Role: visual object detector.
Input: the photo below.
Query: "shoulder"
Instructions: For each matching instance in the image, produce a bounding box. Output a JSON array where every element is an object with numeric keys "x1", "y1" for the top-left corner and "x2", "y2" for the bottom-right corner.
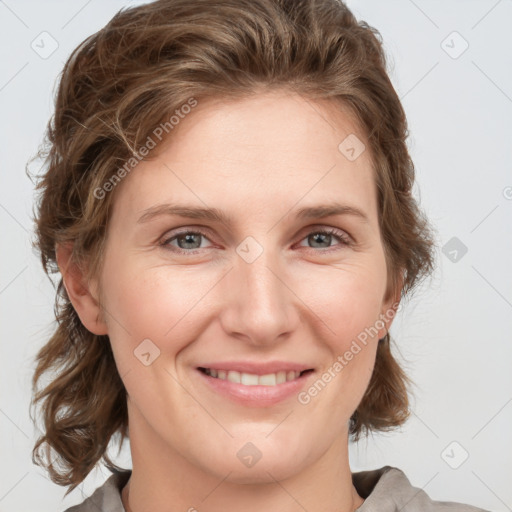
[
  {"x1": 61, "y1": 469, "x2": 131, "y2": 512},
  {"x1": 353, "y1": 466, "x2": 491, "y2": 512},
  {"x1": 61, "y1": 465, "x2": 490, "y2": 511}
]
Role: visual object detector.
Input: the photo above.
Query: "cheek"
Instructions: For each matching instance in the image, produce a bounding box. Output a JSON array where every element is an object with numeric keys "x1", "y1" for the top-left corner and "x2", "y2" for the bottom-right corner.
[
  {"x1": 100, "y1": 243, "x2": 387, "y2": 380},
  {"x1": 99, "y1": 258, "x2": 216, "y2": 367},
  {"x1": 292, "y1": 256, "x2": 385, "y2": 403},
  {"x1": 296, "y1": 256, "x2": 387, "y2": 346}
]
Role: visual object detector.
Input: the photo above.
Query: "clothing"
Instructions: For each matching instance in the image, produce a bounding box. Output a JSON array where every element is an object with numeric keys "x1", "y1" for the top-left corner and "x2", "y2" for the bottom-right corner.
[{"x1": 62, "y1": 466, "x2": 490, "y2": 512}]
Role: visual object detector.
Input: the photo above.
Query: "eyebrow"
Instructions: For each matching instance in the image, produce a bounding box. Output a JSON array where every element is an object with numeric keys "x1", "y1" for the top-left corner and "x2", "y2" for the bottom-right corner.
[{"x1": 137, "y1": 202, "x2": 369, "y2": 225}]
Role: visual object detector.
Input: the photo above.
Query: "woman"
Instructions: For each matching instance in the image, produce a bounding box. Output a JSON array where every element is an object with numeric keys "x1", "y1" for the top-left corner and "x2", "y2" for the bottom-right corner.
[{"x1": 30, "y1": 0, "x2": 489, "y2": 510}]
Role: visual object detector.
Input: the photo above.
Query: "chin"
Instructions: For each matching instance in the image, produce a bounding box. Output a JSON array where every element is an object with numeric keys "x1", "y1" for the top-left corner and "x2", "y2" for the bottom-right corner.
[
  {"x1": 192, "y1": 432, "x2": 315, "y2": 485},
  {"x1": 211, "y1": 455, "x2": 308, "y2": 485}
]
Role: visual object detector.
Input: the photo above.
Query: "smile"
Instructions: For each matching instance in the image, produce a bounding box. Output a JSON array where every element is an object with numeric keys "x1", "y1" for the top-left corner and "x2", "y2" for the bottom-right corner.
[{"x1": 198, "y1": 367, "x2": 313, "y2": 386}]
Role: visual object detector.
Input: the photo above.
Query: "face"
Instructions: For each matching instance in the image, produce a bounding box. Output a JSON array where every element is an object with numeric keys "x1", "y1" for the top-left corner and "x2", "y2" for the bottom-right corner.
[{"x1": 91, "y1": 91, "x2": 398, "y2": 483}]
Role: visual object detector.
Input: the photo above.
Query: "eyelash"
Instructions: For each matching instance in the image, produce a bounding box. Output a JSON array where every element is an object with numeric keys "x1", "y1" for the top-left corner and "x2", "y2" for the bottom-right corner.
[{"x1": 159, "y1": 227, "x2": 352, "y2": 255}]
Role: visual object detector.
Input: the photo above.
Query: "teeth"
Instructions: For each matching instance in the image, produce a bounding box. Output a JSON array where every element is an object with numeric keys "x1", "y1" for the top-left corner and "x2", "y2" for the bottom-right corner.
[
  {"x1": 241, "y1": 372, "x2": 259, "y2": 385},
  {"x1": 259, "y1": 373, "x2": 276, "y2": 386},
  {"x1": 204, "y1": 368, "x2": 303, "y2": 386},
  {"x1": 227, "y1": 370, "x2": 240, "y2": 383},
  {"x1": 276, "y1": 371, "x2": 287, "y2": 384}
]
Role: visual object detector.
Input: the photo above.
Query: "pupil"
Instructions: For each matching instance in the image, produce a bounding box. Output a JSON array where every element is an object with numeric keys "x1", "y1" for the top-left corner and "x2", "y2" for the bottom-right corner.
[
  {"x1": 178, "y1": 234, "x2": 201, "y2": 249},
  {"x1": 310, "y1": 233, "x2": 330, "y2": 248}
]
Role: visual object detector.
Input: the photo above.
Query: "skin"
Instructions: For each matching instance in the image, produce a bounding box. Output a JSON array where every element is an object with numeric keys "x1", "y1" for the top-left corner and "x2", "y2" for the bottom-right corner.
[{"x1": 58, "y1": 91, "x2": 401, "y2": 512}]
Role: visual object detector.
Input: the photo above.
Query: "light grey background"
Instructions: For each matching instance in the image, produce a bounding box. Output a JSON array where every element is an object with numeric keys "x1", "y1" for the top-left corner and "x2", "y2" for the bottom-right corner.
[{"x1": 1, "y1": 0, "x2": 511, "y2": 511}]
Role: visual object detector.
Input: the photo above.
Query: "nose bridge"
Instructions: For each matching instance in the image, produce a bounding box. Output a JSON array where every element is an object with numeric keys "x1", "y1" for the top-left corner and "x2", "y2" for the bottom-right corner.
[
  {"x1": 221, "y1": 237, "x2": 297, "y2": 344},
  {"x1": 242, "y1": 249, "x2": 282, "y2": 310}
]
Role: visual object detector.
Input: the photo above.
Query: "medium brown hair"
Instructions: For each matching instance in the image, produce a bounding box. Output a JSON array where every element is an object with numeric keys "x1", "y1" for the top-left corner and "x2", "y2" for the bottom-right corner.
[{"x1": 30, "y1": 0, "x2": 435, "y2": 493}]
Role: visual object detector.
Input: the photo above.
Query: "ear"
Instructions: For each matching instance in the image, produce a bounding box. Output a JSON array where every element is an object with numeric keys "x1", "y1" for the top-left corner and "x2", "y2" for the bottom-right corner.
[
  {"x1": 56, "y1": 242, "x2": 108, "y2": 336},
  {"x1": 377, "y1": 269, "x2": 404, "y2": 339}
]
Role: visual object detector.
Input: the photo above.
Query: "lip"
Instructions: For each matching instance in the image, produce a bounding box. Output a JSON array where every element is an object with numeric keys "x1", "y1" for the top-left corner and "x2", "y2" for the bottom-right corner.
[{"x1": 195, "y1": 362, "x2": 315, "y2": 407}]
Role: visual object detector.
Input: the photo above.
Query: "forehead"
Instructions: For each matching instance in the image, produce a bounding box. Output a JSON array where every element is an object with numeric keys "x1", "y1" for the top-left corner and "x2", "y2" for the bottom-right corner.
[
  {"x1": 110, "y1": 91, "x2": 377, "y2": 225},
  {"x1": 156, "y1": 91, "x2": 369, "y2": 167}
]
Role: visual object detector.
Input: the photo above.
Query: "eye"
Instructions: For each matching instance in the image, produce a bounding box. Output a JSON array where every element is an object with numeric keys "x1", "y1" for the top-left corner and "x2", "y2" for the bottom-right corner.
[
  {"x1": 298, "y1": 228, "x2": 352, "y2": 251},
  {"x1": 159, "y1": 226, "x2": 352, "y2": 255},
  {"x1": 160, "y1": 229, "x2": 213, "y2": 253}
]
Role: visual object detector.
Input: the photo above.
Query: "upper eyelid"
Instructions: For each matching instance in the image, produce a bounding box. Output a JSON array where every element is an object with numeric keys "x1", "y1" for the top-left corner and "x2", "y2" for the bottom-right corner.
[{"x1": 161, "y1": 224, "x2": 349, "y2": 238}]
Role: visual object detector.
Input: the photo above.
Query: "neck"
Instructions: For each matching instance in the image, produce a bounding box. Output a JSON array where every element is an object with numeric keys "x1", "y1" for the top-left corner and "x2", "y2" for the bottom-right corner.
[{"x1": 121, "y1": 402, "x2": 364, "y2": 512}]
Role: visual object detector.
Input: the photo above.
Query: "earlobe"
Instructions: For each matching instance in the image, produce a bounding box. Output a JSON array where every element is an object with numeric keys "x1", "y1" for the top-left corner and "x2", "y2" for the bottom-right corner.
[
  {"x1": 378, "y1": 297, "x2": 400, "y2": 339},
  {"x1": 56, "y1": 242, "x2": 108, "y2": 336},
  {"x1": 378, "y1": 271, "x2": 404, "y2": 339}
]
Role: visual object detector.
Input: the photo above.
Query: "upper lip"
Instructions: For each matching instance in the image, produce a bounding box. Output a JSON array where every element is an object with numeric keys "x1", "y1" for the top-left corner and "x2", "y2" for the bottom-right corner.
[{"x1": 197, "y1": 361, "x2": 314, "y2": 375}]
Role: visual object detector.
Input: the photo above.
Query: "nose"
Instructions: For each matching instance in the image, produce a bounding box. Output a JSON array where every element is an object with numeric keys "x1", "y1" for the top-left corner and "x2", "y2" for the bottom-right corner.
[{"x1": 218, "y1": 241, "x2": 300, "y2": 347}]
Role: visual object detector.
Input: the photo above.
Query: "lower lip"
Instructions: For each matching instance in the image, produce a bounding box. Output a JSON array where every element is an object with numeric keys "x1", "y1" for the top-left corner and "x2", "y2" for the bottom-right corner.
[{"x1": 196, "y1": 369, "x2": 314, "y2": 407}]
